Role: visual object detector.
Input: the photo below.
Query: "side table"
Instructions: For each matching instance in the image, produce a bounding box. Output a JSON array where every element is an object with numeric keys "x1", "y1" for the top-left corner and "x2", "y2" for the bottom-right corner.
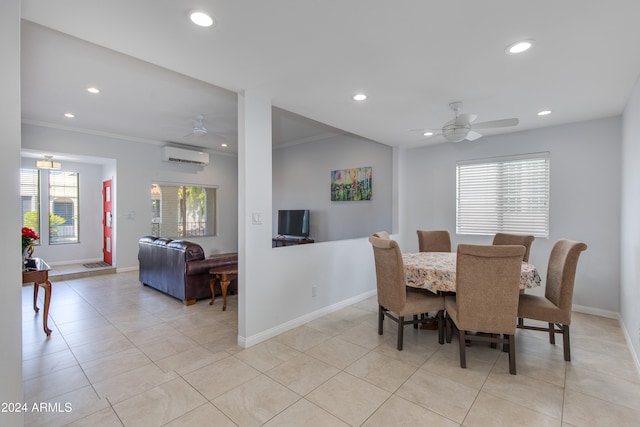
[
  {"x1": 22, "y1": 258, "x2": 52, "y2": 336},
  {"x1": 208, "y1": 265, "x2": 238, "y2": 311}
]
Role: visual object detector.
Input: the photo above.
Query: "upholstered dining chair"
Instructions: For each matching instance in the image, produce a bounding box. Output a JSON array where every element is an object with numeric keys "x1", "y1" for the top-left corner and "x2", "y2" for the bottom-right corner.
[
  {"x1": 492, "y1": 233, "x2": 535, "y2": 262},
  {"x1": 517, "y1": 239, "x2": 587, "y2": 361},
  {"x1": 369, "y1": 235, "x2": 445, "y2": 350},
  {"x1": 445, "y1": 244, "x2": 525, "y2": 374},
  {"x1": 416, "y1": 230, "x2": 451, "y2": 252},
  {"x1": 372, "y1": 230, "x2": 390, "y2": 239}
]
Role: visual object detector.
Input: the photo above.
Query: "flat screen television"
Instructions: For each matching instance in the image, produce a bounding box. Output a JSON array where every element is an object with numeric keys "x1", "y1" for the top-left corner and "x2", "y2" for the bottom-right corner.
[{"x1": 277, "y1": 209, "x2": 310, "y2": 238}]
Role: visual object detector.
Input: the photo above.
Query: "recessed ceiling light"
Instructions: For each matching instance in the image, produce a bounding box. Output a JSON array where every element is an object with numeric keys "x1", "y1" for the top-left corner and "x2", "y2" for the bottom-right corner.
[
  {"x1": 506, "y1": 39, "x2": 534, "y2": 55},
  {"x1": 423, "y1": 131, "x2": 434, "y2": 136},
  {"x1": 87, "y1": 87, "x2": 100, "y2": 94},
  {"x1": 64, "y1": 113, "x2": 75, "y2": 118},
  {"x1": 221, "y1": 143, "x2": 228, "y2": 147},
  {"x1": 537, "y1": 110, "x2": 552, "y2": 116},
  {"x1": 353, "y1": 94, "x2": 367, "y2": 101},
  {"x1": 190, "y1": 11, "x2": 214, "y2": 27}
]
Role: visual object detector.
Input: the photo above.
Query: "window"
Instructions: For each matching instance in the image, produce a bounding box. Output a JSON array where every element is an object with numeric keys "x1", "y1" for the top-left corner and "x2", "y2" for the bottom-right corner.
[
  {"x1": 20, "y1": 169, "x2": 40, "y2": 238},
  {"x1": 151, "y1": 183, "x2": 217, "y2": 238},
  {"x1": 456, "y1": 153, "x2": 550, "y2": 238},
  {"x1": 49, "y1": 171, "x2": 79, "y2": 244}
]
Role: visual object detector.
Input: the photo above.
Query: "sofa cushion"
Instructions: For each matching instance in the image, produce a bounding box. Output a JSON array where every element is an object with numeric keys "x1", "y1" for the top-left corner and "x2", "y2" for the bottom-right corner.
[{"x1": 167, "y1": 240, "x2": 205, "y2": 261}]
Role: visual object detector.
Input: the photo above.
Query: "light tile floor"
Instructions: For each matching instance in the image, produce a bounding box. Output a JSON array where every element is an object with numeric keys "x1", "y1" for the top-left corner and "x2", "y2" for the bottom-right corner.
[{"x1": 21, "y1": 270, "x2": 640, "y2": 426}]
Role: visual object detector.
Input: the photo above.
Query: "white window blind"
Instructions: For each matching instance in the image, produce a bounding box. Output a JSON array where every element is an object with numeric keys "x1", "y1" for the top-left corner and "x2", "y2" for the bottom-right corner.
[
  {"x1": 20, "y1": 168, "x2": 40, "y2": 237},
  {"x1": 49, "y1": 171, "x2": 79, "y2": 244},
  {"x1": 456, "y1": 153, "x2": 550, "y2": 238}
]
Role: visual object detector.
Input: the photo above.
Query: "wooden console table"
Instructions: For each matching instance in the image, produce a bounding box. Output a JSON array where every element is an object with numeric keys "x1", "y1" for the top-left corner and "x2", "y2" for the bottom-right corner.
[
  {"x1": 22, "y1": 258, "x2": 52, "y2": 336},
  {"x1": 209, "y1": 265, "x2": 238, "y2": 311}
]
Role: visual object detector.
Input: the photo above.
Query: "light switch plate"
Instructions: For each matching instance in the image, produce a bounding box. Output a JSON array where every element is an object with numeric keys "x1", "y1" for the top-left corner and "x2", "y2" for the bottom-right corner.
[{"x1": 251, "y1": 212, "x2": 262, "y2": 225}]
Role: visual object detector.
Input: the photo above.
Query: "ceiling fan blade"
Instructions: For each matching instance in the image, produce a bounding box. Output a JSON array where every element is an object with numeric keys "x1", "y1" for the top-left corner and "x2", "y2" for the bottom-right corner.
[
  {"x1": 472, "y1": 118, "x2": 519, "y2": 129},
  {"x1": 457, "y1": 113, "x2": 477, "y2": 126},
  {"x1": 465, "y1": 131, "x2": 483, "y2": 141}
]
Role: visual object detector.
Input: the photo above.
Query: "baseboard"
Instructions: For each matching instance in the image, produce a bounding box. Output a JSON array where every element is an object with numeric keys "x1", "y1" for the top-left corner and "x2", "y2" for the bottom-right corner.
[
  {"x1": 572, "y1": 304, "x2": 619, "y2": 319},
  {"x1": 238, "y1": 289, "x2": 377, "y2": 348},
  {"x1": 48, "y1": 258, "x2": 103, "y2": 267},
  {"x1": 116, "y1": 266, "x2": 138, "y2": 273},
  {"x1": 619, "y1": 319, "x2": 640, "y2": 374},
  {"x1": 573, "y1": 304, "x2": 640, "y2": 374}
]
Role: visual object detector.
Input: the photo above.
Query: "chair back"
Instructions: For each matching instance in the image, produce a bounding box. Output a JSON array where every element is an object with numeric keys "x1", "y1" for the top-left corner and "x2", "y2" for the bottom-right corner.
[
  {"x1": 372, "y1": 231, "x2": 390, "y2": 239},
  {"x1": 369, "y1": 235, "x2": 407, "y2": 313},
  {"x1": 492, "y1": 233, "x2": 535, "y2": 262},
  {"x1": 544, "y1": 239, "x2": 588, "y2": 317},
  {"x1": 455, "y1": 244, "x2": 525, "y2": 334},
  {"x1": 417, "y1": 230, "x2": 451, "y2": 252}
]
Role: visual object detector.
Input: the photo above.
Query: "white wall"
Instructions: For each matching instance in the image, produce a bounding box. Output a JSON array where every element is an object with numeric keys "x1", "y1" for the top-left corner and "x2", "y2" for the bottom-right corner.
[
  {"x1": 621, "y1": 76, "x2": 640, "y2": 366},
  {"x1": 239, "y1": 93, "x2": 378, "y2": 344},
  {"x1": 272, "y1": 135, "x2": 393, "y2": 242},
  {"x1": 21, "y1": 124, "x2": 238, "y2": 269},
  {"x1": 399, "y1": 117, "x2": 622, "y2": 314},
  {"x1": 0, "y1": 1, "x2": 23, "y2": 425}
]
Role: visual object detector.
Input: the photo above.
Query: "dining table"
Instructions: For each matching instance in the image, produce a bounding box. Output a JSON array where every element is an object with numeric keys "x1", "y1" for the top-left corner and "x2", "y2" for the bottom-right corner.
[{"x1": 402, "y1": 251, "x2": 542, "y2": 294}]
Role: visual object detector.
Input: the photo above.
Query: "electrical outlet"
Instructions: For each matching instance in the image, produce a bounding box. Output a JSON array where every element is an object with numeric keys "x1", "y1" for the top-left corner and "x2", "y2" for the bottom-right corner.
[{"x1": 311, "y1": 286, "x2": 317, "y2": 297}]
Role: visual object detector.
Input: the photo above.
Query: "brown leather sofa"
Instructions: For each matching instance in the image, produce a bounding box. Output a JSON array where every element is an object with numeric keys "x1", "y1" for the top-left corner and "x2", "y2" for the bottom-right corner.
[{"x1": 138, "y1": 236, "x2": 238, "y2": 305}]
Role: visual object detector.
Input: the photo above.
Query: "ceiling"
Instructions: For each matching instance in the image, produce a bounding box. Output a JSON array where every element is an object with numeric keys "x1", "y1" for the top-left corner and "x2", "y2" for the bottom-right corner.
[{"x1": 20, "y1": 0, "x2": 640, "y2": 157}]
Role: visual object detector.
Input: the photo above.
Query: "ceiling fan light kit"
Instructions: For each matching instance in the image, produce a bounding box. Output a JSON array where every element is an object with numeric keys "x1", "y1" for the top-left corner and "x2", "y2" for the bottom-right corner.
[
  {"x1": 418, "y1": 101, "x2": 519, "y2": 143},
  {"x1": 443, "y1": 123, "x2": 470, "y2": 142},
  {"x1": 185, "y1": 114, "x2": 208, "y2": 137}
]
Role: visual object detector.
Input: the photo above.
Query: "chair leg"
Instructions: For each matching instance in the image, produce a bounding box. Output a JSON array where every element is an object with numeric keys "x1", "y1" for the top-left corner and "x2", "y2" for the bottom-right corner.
[
  {"x1": 562, "y1": 324, "x2": 571, "y2": 361},
  {"x1": 518, "y1": 317, "x2": 524, "y2": 326},
  {"x1": 413, "y1": 314, "x2": 419, "y2": 329},
  {"x1": 490, "y1": 334, "x2": 497, "y2": 349},
  {"x1": 502, "y1": 333, "x2": 510, "y2": 352},
  {"x1": 458, "y1": 329, "x2": 467, "y2": 368},
  {"x1": 548, "y1": 323, "x2": 555, "y2": 344},
  {"x1": 397, "y1": 316, "x2": 404, "y2": 351},
  {"x1": 508, "y1": 334, "x2": 516, "y2": 375},
  {"x1": 437, "y1": 310, "x2": 444, "y2": 344},
  {"x1": 445, "y1": 314, "x2": 453, "y2": 343},
  {"x1": 378, "y1": 306, "x2": 384, "y2": 335}
]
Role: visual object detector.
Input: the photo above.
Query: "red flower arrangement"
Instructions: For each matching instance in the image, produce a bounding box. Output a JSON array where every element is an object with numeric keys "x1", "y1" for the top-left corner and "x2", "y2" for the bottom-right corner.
[{"x1": 22, "y1": 227, "x2": 39, "y2": 255}]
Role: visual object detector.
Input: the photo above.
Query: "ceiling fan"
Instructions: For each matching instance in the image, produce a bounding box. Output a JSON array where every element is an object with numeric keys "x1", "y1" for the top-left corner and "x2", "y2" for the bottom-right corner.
[
  {"x1": 419, "y1": 101, "x2": 519, "y2": 143},
  {"x1": 184, "y1": 114, "x2": 208, "y2": 137}
]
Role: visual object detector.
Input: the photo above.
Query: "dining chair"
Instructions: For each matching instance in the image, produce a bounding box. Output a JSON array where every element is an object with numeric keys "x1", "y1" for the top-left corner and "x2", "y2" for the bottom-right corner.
[
  {"x1": 369, "y1": 235, "x2": 445, "y2": 350},
  {"x1": 445, "y1": 244, "x2": 525, "y2": 374},
  {"x1": 492, "y1": 233, "x2": 535, "y2": 262},
  {"x1": 372, "y1": 230, "x2": 390, "y2": 239},
  {"x1": 517, "y1": 239, "x2": 587, "y2": 361},
  {"x1": 416, "y1": 230, "x2": 451, "y2": 252}
]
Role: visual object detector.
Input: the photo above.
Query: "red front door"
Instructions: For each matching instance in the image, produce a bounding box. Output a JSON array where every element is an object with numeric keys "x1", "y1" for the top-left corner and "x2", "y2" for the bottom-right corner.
[{"x1": 102, "y1": 179, "x2": 113, "y2": 265}]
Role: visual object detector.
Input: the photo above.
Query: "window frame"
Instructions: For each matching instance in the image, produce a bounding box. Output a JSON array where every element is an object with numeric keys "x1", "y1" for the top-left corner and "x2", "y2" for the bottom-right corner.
[
  {"x1": 456, "y1": 152, "x2": 550, "y2": 238},
  {"x1": 48, "y1": 170, "x2": 80, "y2": 245},
  {"x1": 20, "y1": 168, "x2": 41, "y2": 240},
  {"x1": 151, "y1": 182, "x2": 218, "y2": 238}
]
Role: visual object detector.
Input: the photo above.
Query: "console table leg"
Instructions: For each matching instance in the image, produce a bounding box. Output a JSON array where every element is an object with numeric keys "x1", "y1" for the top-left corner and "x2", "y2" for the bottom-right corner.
[
  {"x1": 41, "y1": 280, "x2": 52, "y2": 336},
  {"x1": 220, "y1": 275, "x2": 230, "y2": 311},
  {"x1": 209, "y1": 276, "x2": 216, "y2": 306},
  {"x1": 33, "y1": 282, "x2": 40, "y2": 313}
]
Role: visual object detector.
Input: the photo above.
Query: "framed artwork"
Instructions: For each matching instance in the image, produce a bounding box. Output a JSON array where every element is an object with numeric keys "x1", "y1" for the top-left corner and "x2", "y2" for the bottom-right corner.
[{"x1": 331, "y1": 166, "x2": 372, "y2": 201}]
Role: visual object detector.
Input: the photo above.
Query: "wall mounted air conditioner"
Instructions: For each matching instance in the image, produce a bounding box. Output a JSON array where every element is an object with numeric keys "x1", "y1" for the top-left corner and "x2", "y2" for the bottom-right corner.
[{"x1": 162, "y1": 146, "x2": 210, "y2": 166}]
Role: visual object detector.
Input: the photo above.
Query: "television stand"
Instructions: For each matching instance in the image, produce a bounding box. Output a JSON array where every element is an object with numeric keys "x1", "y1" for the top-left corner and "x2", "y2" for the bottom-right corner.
[{"x1": 272, "y1": 237, "x2": 315, "y2": 247}]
